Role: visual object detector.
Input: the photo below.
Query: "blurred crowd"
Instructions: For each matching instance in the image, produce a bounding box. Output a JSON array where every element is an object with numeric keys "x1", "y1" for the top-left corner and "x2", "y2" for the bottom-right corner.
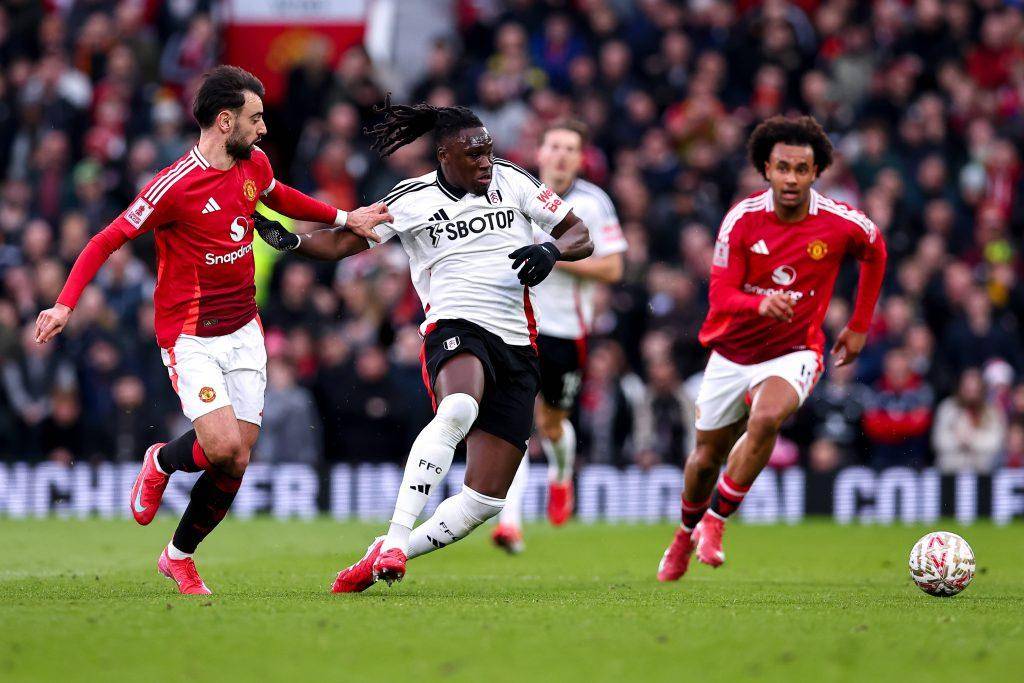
[{"x1": 2, "y1": 0, "x2": 1024, "y2": 476}]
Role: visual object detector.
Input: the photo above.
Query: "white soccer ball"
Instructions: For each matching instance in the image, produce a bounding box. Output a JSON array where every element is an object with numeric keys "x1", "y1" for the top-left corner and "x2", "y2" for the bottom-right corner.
[{"x1": 908, "y1": 531, "x2": 975, "y2": 597}]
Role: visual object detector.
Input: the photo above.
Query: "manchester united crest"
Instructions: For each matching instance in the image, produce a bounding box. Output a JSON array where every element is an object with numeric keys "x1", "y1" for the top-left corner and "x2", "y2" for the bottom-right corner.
[
  {"x1": 807, "y1": 239, "x2": 828, "y2": 260},
  {"x1": 199, "y1": 387, "x2": 217, "y2": 403},
  {"x1": 243, "y1": 179, "x2": 257, "y2": 202}
]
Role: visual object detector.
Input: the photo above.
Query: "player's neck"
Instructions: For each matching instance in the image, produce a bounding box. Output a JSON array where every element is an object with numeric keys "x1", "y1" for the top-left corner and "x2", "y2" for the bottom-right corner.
[
  {"x1": 196, "y1": 135, "x2": 237, "y2": 171},
  {"x1": 773, "y1": 199, "x2": 810, "y2": 223}
]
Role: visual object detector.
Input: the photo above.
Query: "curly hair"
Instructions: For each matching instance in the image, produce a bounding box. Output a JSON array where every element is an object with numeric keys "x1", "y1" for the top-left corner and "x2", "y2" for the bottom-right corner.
[
  {"x1": 364, "y1": 94, "x2": 483, "y2": 158},
  {"x1": 747, "y1": 115, "x2": 834, "y2": 179}
]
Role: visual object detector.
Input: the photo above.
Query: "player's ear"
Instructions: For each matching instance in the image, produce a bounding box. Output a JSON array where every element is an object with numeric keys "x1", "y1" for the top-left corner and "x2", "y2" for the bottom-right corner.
[{"x1": 437, "y1": 144, "x2": 447, "y2": 164}]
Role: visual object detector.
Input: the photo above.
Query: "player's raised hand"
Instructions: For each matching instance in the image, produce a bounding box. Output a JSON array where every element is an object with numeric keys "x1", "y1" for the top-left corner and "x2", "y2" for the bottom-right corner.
[
  {"x1": 831, "y1": 327, "x2": 867, "y2": 367},
  {"x1": 345, "y1": 203, "x2": 393, "y2": 243},
  {"x1": 757, "y1": 293, "x2": 795, "y2": 322},
  {"x1": 509, "y1": 243, "x2": 561, "y2": 286},
  {"x1": 34, "y1": 304, "x2": 71, "y2": 344}
]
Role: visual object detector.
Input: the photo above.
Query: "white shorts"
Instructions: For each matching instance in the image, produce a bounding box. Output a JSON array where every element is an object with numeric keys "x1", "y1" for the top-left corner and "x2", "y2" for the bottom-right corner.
[
  {"x1": 160, "y1": 317, "x2": 267, "y2": 426},
  {"x1": 694, "y1": 350, "x2": 822, "y2": 431}
]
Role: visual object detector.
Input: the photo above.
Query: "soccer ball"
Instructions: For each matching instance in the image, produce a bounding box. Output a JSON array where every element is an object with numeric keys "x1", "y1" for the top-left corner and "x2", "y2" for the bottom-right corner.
[{"x1": 908, "y1": 531, "x2": 975, "y2": 597}]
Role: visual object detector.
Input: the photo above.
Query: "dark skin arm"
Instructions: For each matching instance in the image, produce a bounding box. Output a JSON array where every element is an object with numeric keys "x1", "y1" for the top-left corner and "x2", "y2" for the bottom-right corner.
[
  {"x1": 549, "y1": 211, "x2": 593, "y2": 261},
  {"x1": 293, "y1": 227, "x2": 372, "y2": 260}
]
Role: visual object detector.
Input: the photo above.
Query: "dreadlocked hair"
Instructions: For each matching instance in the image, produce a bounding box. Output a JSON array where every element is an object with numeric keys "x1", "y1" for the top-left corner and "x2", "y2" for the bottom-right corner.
[{"x1": 364, "y1": 95, "x2": 484, "y2": 157}]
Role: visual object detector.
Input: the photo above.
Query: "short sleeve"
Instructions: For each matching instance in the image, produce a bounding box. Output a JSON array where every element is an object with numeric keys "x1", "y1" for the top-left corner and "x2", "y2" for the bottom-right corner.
[
  {"x1": 366, "y1": 186, "x2": 416, "y2": 248},
  {"x1": 253, "y1": 146, "x2": 277, "y2": 196},
  {"x1": 497, "y1": 160, "x2": 571, "y2": 233},
  {"x1": 588, "y1": 194, "x2": 626, "y2": 257}
]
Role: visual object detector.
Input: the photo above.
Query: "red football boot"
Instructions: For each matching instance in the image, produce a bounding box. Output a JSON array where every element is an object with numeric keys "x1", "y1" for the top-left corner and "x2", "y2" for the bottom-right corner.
[
  {"x1": 373, "y1": 547, "x2": 408, "y2": 586},
  {"x1": 693, "y1": 515, "x2": 726, "y2": 567},
  {"x1": 547, "y1": 481, "x2": 574, "y2": 526},
  {"x1": 157, "y1": 548, "x2": 212, "y2": 595},
  {"x1": 656, "y1": 526, "x2": 696, "y2": 582},
  {"x1": 491, "y1": 523, "x2": 525, "y2": 555},
  {"x1": 130, "y1": 443, "x2": 169, "y2": 525},
  {"x1": 332, "y1": 537, "x2": 385, "y2": 593}
]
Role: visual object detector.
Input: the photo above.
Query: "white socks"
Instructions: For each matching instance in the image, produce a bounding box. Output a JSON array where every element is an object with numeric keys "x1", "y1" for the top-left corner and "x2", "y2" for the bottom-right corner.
[
  {"x1": 166, "y1": 543, "x2": 192, "y2": 560},
  {"x1": 541, "y1": 419, "x2": 576, "y2": 483},
  {"x1": 498, "y1": 454, "x2": 528, "y2": 529},
  {"x1": 382, "y1": 393, "x2": 479, "y2": 554},
  {"x1": 407, "y1": 486, "x2": 505, "y2": 559}
]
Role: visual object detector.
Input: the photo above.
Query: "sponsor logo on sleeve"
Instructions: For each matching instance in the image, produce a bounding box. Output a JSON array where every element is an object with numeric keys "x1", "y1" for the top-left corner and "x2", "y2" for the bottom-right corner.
[
  {"x1": 536, "y1": 187, "x2": 563, "y2": 213},
  {"x1": 713, "y1": 240, "x2": 729, "y2": 268},
  {"x1": 125, "y1": 197, "x2": 155, "y2": 229}
]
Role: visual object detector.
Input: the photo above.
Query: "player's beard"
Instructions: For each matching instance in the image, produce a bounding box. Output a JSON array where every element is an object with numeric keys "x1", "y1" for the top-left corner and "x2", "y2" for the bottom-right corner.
[{"x1": 226, "y1": 132, "x2": 255, "y2": 160}]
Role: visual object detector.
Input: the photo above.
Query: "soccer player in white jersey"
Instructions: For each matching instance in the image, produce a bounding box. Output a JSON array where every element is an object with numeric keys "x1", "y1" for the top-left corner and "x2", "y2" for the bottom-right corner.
[
  {"x1": 493, "y1": 120, "x2": 627, "y2": 553},
  {"x1": 253, "y1": 100, "x2": 593, "y2": 591}
]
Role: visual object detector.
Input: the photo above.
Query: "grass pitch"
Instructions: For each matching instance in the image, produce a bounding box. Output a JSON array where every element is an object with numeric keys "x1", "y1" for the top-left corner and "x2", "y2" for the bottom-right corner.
[{"x1": 1, "y1": 518, "x2": 1022, "y2": 682}]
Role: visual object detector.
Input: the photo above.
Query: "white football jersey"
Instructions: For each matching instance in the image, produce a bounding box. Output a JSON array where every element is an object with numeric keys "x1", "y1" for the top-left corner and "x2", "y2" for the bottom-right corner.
[
  {"x1": 533, "y1": 178, "x2": 626, "y2": 339},
  {"x1": 369, "y1": 159, "x2": 572, "y2": 346}
]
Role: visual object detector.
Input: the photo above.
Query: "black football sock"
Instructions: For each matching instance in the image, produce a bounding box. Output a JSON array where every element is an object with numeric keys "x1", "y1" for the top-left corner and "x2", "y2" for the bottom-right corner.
[
  {"x1": 707, "y1": 474, "x2": 751, "y2": 519},
  {"x1": 156, "y1": 430, "x2": 211, "y2": 473},
  {"x1": 171, "y1": 470, "x2": 242, "y2": 553}
]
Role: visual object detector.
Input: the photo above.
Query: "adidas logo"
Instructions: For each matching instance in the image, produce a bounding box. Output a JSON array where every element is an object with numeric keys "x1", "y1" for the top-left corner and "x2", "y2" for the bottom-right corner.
[
  {"x1": 202, "y1": 197, "x2": 221, "y2": 214},
  {"x1": 429, "y1": 208, "x2": 450, "y2": 222},
  {"x1": 426, "y1": 535, "x2": 447, "y2": 549},
  {"x1": 409, "y1": 484, "x2": 431, "y2": 495},
  {"x1": 750, "y1": 239, "x2": 769, "y2": 255}
]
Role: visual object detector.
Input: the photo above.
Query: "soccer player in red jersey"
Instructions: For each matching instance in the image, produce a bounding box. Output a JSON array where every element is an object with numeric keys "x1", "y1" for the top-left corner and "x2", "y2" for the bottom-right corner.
[
  {"x1": 33, "y1": 65, "x2": 391, "y2": 594},
  {"x1": 657, "y1": 116, "x2": 887, "y2": 582}
]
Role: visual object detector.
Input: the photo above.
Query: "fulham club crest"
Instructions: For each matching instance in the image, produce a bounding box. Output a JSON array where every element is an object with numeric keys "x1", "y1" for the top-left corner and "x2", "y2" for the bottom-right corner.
[
  {"x1": 443, "y1": 336, "x2": 461, "y2": 351},
  {"x1": 488, "y1": 189, "x2": 502, "y2": 205}
]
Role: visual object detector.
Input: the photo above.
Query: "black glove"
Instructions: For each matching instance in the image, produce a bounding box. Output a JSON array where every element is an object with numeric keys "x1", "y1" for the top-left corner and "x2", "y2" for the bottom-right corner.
[
  {"x1": 252, "y1": 212, "x2": 300, "y2": 251},
  {"x1": 509, "y1": 242, "x2": 561, "y2": 286}
]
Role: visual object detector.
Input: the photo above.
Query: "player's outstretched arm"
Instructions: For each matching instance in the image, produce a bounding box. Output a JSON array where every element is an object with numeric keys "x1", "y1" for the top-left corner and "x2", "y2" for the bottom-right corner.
[
  {"x1": 509, "y1": 212, "x2": 593, "y2": 287},
  {"x1": 261, "y1": 180, "x2": 392, "y2": 243},
  {"x1": 35, "y1": 224, "x2": 128, "y2": 343},
  {"x1": 253, "y1": 212, "x2": 372, "y2": 261}
]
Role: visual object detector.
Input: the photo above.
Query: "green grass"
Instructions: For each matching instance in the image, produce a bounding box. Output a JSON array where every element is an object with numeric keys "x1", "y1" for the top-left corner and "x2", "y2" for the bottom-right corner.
[{"x1": 1, "y1": 518, "x2": 1022, "y2": 682}]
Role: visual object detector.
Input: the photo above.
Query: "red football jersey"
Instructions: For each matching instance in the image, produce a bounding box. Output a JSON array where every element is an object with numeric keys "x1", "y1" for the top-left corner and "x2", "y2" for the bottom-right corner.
[
  {"x1": 698, "y1": 188, "x2": 887, "y2": 365},
  {"x1": 114, "y1": 146, "x2": 275, "y2": 348}
]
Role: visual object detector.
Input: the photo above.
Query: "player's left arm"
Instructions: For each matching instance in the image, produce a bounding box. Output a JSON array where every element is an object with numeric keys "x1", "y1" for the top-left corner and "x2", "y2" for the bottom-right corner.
[
  {"x1": 832, "y1": 218, "x2": 889, "y2": 367},
  {"x1": 553, "y1": 217, "x2": 626, "y2": 283},
  {"x1": 252, "y1": 212, "x2": 374, "y2": 260},
  {"x1": 509, "y1": 211, "x2": 593, "y2": 286}
]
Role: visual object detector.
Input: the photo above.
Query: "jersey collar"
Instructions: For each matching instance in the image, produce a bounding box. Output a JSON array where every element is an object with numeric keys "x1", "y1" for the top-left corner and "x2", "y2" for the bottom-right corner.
[
  {"x1": 436, "y1": 168, "x2": 467, "y2": 200},
  {"x1": 763, "y1": 188, "x2": 820, "y2": 217}
]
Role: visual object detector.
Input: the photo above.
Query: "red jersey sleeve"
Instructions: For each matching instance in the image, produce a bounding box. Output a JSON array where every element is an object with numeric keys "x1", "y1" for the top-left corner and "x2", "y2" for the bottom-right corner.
[
  {"x1": 708, "y1": 212, "x2": 762, "y2": 315},
  {"x1": 254, "y1": 147, "x2": 340, "y2": 225},
  {"x1": 56, "y1": 169, "x2": 181, "y2": 309},
  {"x1": 845, "y1": 210, "x2": 888, "y2": 333}
]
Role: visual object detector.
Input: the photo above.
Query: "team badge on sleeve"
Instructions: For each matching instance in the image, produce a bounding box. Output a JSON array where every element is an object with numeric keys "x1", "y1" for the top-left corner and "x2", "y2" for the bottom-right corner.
[
  {"x1": 713, "y1": 240, "x2": 729, "y2": 268},
  {"x1": 243, "y1": 179, "x2": 257, "y2": 202},
  {"x1": 125, "y1": 197, "x2": 155, "y2": 229},
  {"x1": 807, "y1": 239, "x2": 828, "y2": 260}
]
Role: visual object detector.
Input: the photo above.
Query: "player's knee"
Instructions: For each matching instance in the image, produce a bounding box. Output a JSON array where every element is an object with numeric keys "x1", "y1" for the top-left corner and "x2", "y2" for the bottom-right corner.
[
  {"x1": 203, "y1": 434, "x2": 247, "y2": 474},
  {"x1": 688, "y1": 445, "x2": 720, "y2": 474},
  {"x1": 436, "y1": 393, "x2": 479, "y2": 436},
  {"x1": 747, "y1": 408, "x2": 788, "y2": 439}
]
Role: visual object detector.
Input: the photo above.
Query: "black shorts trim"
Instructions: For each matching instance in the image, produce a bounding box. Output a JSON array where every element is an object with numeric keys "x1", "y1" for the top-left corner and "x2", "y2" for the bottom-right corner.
[{"x1": 420, "y1": 319, "x2": 540, "y2": 449}]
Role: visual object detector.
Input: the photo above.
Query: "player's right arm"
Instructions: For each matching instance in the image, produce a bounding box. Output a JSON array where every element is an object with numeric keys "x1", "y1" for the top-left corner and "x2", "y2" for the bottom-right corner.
[
  {"x1": 709, "y1": 212, "x2": 793, "y2": 322},
  {"x1": 253, "y1": 208, "x2": 391, "y2": 261},
  {"x1": 35, "y1": 171, "x2": 177, "y2": 344}
]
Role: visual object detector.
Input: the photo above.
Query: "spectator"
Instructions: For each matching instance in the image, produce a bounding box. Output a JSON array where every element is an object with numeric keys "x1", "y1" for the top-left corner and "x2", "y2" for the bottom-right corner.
[
  {"x1": 862, "y1": 348, "x2": 934, "y2": 468},
  {"x1": 259, "y1": 358, "x2": 322, "y2": 465},
  {"x1": 632, "y1": 357, "x2": 695, "y2": 468},
  {"x1": 932, "y1": 368, "x2": 1006, "y2": 474}
]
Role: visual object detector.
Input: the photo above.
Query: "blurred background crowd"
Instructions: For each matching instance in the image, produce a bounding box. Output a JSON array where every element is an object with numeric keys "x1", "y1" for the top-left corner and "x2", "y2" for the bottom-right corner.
[{"x1": 2, "y1": 0, "x2": 1024, "y2": 477}]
